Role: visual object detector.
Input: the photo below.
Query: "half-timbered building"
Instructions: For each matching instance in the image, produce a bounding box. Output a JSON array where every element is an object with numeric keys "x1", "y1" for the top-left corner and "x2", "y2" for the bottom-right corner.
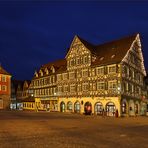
[{"x1": 29, "y1": 34, "x2": 147, "y2": 116}]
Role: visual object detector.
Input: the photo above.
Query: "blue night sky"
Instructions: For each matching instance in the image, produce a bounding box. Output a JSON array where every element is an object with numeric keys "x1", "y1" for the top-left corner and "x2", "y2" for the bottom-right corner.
[{"x1": 0, "y1": 1, "x2": 148, "y2": 80}]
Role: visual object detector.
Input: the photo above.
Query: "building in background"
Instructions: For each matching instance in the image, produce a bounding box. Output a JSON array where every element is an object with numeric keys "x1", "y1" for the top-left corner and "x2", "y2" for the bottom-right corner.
[
  {"x1": 0, "y1": 65, "x2": 11, "y2": 109},
  {"x1": 28, "y1": 60, "x2": 66, "y2": 111},
  {"x1": 29, "y1": 33, "x2": 147, "y2": 116},
  {"x1": 11, "y1": 80, "x2": 32, "y2": 110}
]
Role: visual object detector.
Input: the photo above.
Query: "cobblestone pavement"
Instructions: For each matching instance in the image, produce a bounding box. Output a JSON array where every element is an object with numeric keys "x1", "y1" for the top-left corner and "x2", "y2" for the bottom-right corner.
[{"x1": 0, "y1": 111, "x2": 148, "y2": 148}]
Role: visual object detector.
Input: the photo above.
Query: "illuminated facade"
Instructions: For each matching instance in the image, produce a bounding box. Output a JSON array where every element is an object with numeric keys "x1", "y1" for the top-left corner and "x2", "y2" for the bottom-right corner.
[
  {"x1": 28, "y1": 34, "x2": 147, "y2": 116},
  {"x1": 0, "y1": 65, "x2": 11, "y2": 109}
]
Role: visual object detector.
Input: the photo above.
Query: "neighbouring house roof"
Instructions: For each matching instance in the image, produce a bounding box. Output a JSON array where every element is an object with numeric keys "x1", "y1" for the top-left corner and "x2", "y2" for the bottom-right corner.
[
  {"x1": 22, "y1": 97, "x2": 35, "y2": 102},
  {"x1": 0, "y1": 65, "x2": 11, "y2": 75},
  {"x1": 41, "y1": 59, "x2": 66, "y2": 69}
]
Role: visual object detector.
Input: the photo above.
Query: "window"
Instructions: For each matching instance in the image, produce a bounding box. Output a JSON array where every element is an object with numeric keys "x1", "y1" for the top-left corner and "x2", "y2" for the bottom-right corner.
[
  {"x1": 108, "y1": 81, "x2": 117, "y2": 89},
  {"x1": 64, "y1": 85, "x2": 69, "y2": 92},
  {"x1": 82, "y1": 69, "x2": 88, "y2": 77},
  {"x1": 97, "y1": 67, "x2": 104, "y2": 75},
  {"x1": 2, "y1": 85, "x2": 7, "y2": 91},
  {"x1": 69, "y1": 72, "x2": 75, "y2": 79},
  {"x1": 92, "y1": 69, "x2": 96, "y2": 76},
  {"x1": 58, "y1": 86, "x2": 63, "y2": 93},
  {"x1": 84, "y1": 56, "x2": 88, "y2": 64},
  {"x1": 77, "y1": 58, "x2": 80, "y2": 65},
  {"x1": 97, "y1": 82, "x2": 105, "y2": 90},
  {"x1": 77, "y1": 70, "x2": 82, "y2": 78},
  {"x1": 57, "y1": 74, "x2": 62, "y2": 81},
  {"x1": 82, "y1": 83, "x2": 89, "y2": 91},
  {"x1": 77, "y1": 84, "x2": 81, "y2": 91},
  {"x1": 70, "y1": 85, "x2": 76, "y2": 92},
  {"x1": 108, "y1": 66, "x2": 116, "y2": 73},
  {"x1": 63, "y1": 73, "x2": 68, "y2": 80},
  {"x1": 2, "y1": 76, "x2": 6, "y2": 82},
  {"x1": 92, "y1": 83, "x2": 96, "y2": 91}
]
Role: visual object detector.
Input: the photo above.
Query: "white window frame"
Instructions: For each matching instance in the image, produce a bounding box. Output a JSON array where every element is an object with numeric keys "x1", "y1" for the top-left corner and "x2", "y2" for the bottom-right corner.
[
  {"x1": 70, "y1": 84, "x2": 76, "y2": 92},
  {"x1": 82, "y1": 83, "x2": 89, "y2": 91},
  {"x1": 97, "y1": 82, "x2": 105, "y2": 90},
  {"x1": 108, "y1": 81, "x2": 117, "y2": 90},
  {"x1": 108, "y1": 65, "x2": 116, "y2": 74},
  {"x1": 2, "y1": 75, "x2": 6, "y2": 82},
  {"x1": 96, "y1": 67, "x2": 104, "y2": 75}
]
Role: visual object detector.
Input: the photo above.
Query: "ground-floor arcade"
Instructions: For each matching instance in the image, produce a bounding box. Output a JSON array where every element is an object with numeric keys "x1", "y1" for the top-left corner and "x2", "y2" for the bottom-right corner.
[
  {"x1": 58, "y1": 97, "x2": 148, "y2": 117},
  {"x1": 58, "y1": 97, "x2": 121, "y2": 116},
  {"x1": 22, "y1": 96, "x2": 148, "y2": 117}
]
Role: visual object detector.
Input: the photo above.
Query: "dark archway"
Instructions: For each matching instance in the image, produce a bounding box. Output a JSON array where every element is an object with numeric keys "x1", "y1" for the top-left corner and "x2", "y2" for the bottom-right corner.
[
  {"x1": 84, "y1": 102, "x2": 92, "y2": 115},
  {"x1": 121, "y1": 101, "x2": 127, "y2": 114},
  {"x1": 60, "y1": 102, "x2": 65, "y2": 112}
]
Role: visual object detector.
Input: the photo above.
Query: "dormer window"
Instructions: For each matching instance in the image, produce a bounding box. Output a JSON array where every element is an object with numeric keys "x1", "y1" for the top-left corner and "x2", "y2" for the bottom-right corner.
[
  {"x1": 34, "y1": 71, "x2": 38, "y2": 78},
  {"x1": 39, "y1": 70, "x2": 43, "y2": 76},
  {"x1": 100, "y1": 57, "x2": 104, "y2": 61},
  {"x1": 111, "y1": 54, "x2": 115, "y2": 59},
  {"x1": 51, "y1": 66, "x2": 55, "y2": 73},
  {"x1": 45, "y1": 68, "x2": 49, "y2": 75},
  {"x1": 92, "y1": 56, "x2": 96, "y2": 62}
]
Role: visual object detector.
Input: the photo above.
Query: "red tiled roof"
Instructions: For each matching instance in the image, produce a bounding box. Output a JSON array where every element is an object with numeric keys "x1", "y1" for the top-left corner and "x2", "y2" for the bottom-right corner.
[
  {"x1": 22, "y1": 97, "x2": 35, "y2": 102},
  {"x1": 0, "y1": 66, "x2": 11, "y2": 75},
  {"x1": 41, "y1": 59, "x2": 66, "y2": 69},
  {"x1": 78, "y1": 34, "x2": 137, "y2": 66}
]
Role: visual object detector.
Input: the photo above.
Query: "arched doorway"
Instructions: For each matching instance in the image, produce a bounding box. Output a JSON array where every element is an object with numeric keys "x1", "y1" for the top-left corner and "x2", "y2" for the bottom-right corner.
[
  {"x1": 60, "y1": 102, "x2": 65, "y2": 112},
  {"x1": 106, "y1": 102, "x2": 116, "y2": 116},
  {"x1": 129, "y1": 100, "x2": 135, "y2": 116},
  {"x1": 0, "y1": 98, "x2": 3, "y2": 109},
  {"x1": 67, "y1": 101, "x2": 73, "y2": 112},
  {"x1": 140, "y1": 102, "x2": 147, "y2": 115},
  {"x1": 121, "y1": 101, "x2": 127, "y2": 115},
  {"x1": 84, "y1": 102, "x2": 92, "y2": 115},
  {"x1": 135, "y1": 101, "x2": 139, "y2": 115},
  {"x1": 74, "y1": 101, "x2": 80, "y2": 113},
  {"x1": 94, "y1": 102, "x2": 103, "y2": 115}
]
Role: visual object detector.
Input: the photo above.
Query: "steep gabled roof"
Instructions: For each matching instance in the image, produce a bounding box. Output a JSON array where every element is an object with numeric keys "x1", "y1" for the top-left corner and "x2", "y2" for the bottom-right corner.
[
  {"x1": 92, "y1": 34, "x2": 137, "y2": 66},
  {"x1": 67, "y1": 34, "x2": 137, "y2": 66},
  {"x1": 41, "y1": 59, "x2": 66, "y2": 69},
  {"x1": 0, "y1": 65, "x2": 11, "y2": 75},
  {"x1": 77, "y1": 35, "x2": 96, "y2": 54}
]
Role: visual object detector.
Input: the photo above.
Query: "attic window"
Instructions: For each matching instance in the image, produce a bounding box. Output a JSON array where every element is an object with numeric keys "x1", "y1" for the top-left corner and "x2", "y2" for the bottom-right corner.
[
  {"x1": 100, "y1": 57, "x2": 104, "y2": 61},
  {"x1": 111, "y1": 54, "x2": 115, "y2": 59}
]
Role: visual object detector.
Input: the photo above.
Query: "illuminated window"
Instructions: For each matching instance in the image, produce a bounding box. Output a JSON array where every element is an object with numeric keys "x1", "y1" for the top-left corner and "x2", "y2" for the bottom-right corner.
[
  {"x1": 64, "y1": 85, "x2": 68, "y2": 92},
  {"x1": 97, "y1": 82, "x2": 105, "y2": 90},
  {"x1": 108, "y1": 81, "x2": 117, "y2": 89},
  {"x1": 108, "y1": 66, "x2": 116, "y2": 73},
  {"x1": 84, "y1": 56, "x2": 88, "y2": 64},
  {"x1": 69, "y1": 72, "x2": 75, "y2": 79},
  {"x1": 58, "y1": 86, "x2": 63, "y2": 93},
  {"x1": 82, "y1": 69, "x2": 88, "y2": 77},
  {"x1": 92, "y1": 83, "x2": 96, "y2": 91},
  {"x1": 82, "y1": 83, "x2": 89, "y2": 91},
  {"x1": 97, "y1": 67, "x2": 104, "y2": 75},
  {"x1": 57, "y1": 74, "x2": 62, "y2": 81},
  {"x1": 77, "y1": 84, "x2": 81, "y2": 91},
  {"x1": 77, "y1": 58, "x2": 80, "y2": 65},
  {"x1": 2, "y1": 85, "x2": 7, "y2": 91},
  {"x1": 70, "y1": 85, "x2": 76, "y2": 92},
  {"x1": 63, "y1": 73, "x2": 68, "y2": 80},
  {"x1": 2, "y1": 76, "x2": 6, "y2": 82}
]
